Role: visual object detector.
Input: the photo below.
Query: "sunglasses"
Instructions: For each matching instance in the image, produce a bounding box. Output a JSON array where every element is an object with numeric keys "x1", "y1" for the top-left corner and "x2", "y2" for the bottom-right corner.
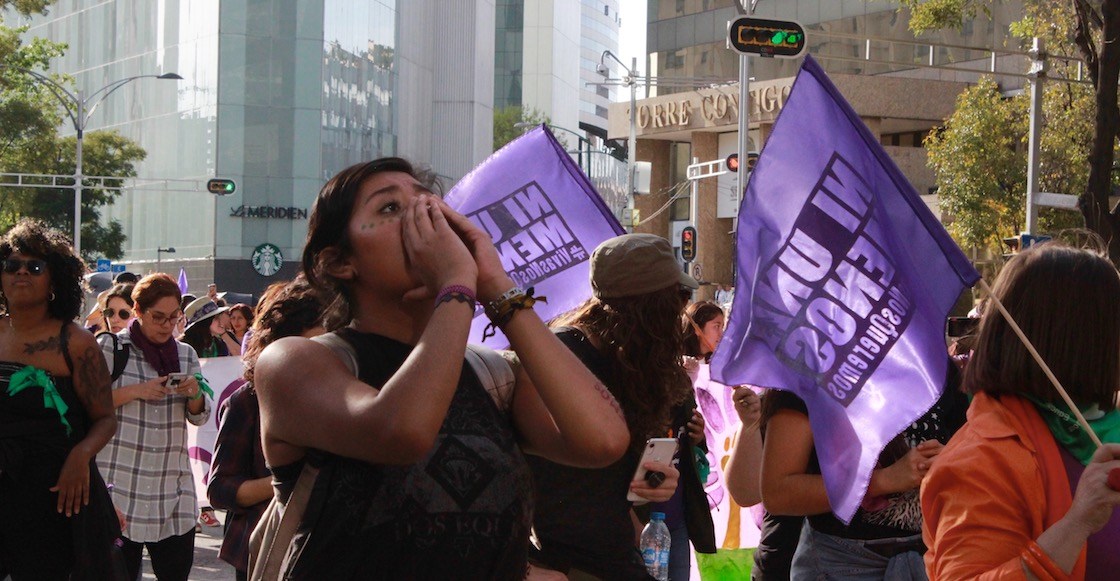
[
  {"x1": 102, "y1": 308, "x2": 133, "y2": 320},
  {"x1": 2, "y1": 258, "x2": 47, "y2": 275}
]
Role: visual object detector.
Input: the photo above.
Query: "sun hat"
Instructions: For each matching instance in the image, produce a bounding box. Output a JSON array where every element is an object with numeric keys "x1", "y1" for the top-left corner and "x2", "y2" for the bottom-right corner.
[
  {"x1": 183, "y1": 296, "x2": 229, "y2": 334},
  {"x1": 590, "y1": 233, "x2": 699, "y2": 299}
]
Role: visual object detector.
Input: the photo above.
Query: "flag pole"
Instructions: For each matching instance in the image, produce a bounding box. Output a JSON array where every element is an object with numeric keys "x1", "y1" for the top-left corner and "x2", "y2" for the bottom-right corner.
[{"x1": 979, "y1": 279, "x2": 1102, "y2": 447}]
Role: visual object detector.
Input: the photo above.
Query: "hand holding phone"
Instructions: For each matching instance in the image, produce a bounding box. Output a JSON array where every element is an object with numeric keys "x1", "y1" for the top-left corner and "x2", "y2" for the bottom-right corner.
[
  {"x1": 627, "y1": 438, "x2": 678, "y2": 504},
  {"x1": 166, "y1": 373, "x2": 189, "y2": 389}
]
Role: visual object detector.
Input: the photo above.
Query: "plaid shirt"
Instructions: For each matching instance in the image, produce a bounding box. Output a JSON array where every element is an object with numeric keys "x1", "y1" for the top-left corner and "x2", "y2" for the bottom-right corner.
[
  {"x1": 96, "y1": 329, "x2": 210, "y2": 542},
  {"x1": 207, "y1": 382, "x2": 269, "y2": 572}
]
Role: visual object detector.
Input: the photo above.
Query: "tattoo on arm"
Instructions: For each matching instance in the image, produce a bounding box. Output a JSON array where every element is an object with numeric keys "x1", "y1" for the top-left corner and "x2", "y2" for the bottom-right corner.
[
  {"x1": 595, "y1": 381, "x2": 625, "y2": 420},
  {"x1": 75, "y1": 345, "x2": 114, "y2": 415},
  {"x1": 23, "y1": 336, "x2": 61, "y2": 355}
]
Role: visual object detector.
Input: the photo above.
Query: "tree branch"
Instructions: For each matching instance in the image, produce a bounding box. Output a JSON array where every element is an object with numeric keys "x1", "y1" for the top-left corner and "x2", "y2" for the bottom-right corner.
[{"x1": 1073, "y1": 0, "x2": 1102, "y2": 87}]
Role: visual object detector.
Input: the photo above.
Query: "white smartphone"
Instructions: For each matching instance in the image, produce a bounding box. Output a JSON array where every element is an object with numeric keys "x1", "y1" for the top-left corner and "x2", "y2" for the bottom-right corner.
[
  {"x1": 166, "y1": 373, "x2": 189, "y2": 389},
  {"x1": 627, "y1": 437, "x2": 679, "y2": 504}
]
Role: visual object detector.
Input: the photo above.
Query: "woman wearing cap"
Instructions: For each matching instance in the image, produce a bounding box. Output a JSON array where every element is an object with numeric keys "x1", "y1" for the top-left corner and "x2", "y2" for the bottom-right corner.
[
  {"x1": 254, "y1": 158, "x2": 630, "y2": 578},
  {"x1": 180, "y1": 297, "x2": 241, "y2": 358},
  {"x1": 97, "y1": 273, "x2": 210, "y2": 581},
  {"x1": 0, "y1": 219, "x2": 119, "y2": 580},
  {"x1": 528, "y1": 233, "x2": 695, "y2": 580}
]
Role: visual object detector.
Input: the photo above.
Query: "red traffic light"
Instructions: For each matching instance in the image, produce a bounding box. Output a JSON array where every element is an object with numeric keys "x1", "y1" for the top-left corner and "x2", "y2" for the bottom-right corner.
[
  {"x1": 681, "y1": 226, "x2": 697, "y2": 262},
  {"x1": 726, "y1": 153, "x2": 739, "y2": 173}
]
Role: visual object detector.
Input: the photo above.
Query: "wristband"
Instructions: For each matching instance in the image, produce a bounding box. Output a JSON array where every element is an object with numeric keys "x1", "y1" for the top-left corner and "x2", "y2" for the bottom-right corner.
[
  {"x1": 482, "y1": 286, "x2": 547, "y2": 340},
  {"x1": 434, "y1": 285, "x2": 477, "y2": 308}
]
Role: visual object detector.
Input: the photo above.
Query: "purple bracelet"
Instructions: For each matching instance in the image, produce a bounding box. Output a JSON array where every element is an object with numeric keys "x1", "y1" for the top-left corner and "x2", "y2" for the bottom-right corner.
[{"x1": 434, "y1": 284, "x2": 477, "y2": 307}]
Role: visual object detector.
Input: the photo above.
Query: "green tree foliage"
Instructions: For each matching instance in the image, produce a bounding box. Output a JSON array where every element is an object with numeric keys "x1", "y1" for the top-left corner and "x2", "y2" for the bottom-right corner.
[
  {"x1": 901, "y1": 0, "x2": 1120, "y2": 261},
  {"x1": 493, "y1": 105, "x2": 553, "y2": 151},
  {"x1": 0, "y1": 4, "x2": 147, "y2": 261}
]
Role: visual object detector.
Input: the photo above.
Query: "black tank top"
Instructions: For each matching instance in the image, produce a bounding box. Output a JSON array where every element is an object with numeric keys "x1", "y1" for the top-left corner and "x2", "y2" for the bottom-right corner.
[{"x1": 273, "y1": 329, "x2": 533, "y2": 580}]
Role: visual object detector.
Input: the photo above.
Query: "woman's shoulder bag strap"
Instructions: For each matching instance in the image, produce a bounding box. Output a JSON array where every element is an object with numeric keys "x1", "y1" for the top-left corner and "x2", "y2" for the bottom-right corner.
[
  {"x1": 310, "y1": 332, "x2": 359, "y2": 376},
  {"x1": 248, "y1": 460, "x2": 319, "y2": 581},
  {"x1": 465, "y1": 343, "x2": 515, "y2": 413}
]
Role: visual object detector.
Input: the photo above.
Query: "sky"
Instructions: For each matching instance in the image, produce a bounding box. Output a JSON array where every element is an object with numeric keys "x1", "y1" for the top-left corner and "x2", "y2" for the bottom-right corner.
[{"x1": 614, "y1": 0, "x2": 647, "y2": 101}]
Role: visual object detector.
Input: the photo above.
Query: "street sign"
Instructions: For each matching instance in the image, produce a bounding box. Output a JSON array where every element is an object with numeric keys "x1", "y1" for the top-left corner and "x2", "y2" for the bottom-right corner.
[
  {"x1": 110, "y1": 263, "x2": 126, "y2": 274},
  {"x1": 96, "y1": 259, "x2": 111, "y2": 272},
  {"x1": 728, "y1": 17, "x2": 807, "y2": 58}
]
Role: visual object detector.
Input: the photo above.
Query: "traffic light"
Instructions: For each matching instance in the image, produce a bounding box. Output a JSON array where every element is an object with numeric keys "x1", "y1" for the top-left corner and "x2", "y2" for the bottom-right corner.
[
  {"x1": 207, "y1": 178, "x2": 237, "y2": 195},
  {"x1": 728, "y1": 17, "x2": 807, "y2": 58},
  {"x1": 745, "y1": 152, "x2": 759, "y2": 172},
  {"x1": 725, "y1": 153, "x2": 739, "y2": 173},
  {"x1": 681, "y1": 227, "x2": 697, "y2": 262}
]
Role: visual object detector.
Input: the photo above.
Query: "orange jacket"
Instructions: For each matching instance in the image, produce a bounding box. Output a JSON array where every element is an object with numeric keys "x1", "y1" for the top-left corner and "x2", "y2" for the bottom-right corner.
[{"x1": 921, "y1": 392, "x2": 1086, "y2": 581}]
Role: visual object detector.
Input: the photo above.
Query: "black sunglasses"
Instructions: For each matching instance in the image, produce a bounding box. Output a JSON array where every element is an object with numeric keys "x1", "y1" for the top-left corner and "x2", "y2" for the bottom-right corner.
[
  {"x1": 102, "y1": 308, "x2": 133, "y2": 320},
  {"x1": 2, "y1": 258, "x2": 47, "y2": 275}
]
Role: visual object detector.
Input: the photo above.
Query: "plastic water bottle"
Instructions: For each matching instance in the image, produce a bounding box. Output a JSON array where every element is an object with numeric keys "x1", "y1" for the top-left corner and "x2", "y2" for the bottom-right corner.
[{"x1": 640, "y1": 511, "x2": 671, "y2": 580}]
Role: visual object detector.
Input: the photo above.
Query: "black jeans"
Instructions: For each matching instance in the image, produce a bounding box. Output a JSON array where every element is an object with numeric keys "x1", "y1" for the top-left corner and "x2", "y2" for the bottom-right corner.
[{"x1": 120, "y1": 529, "x2": 195, "y2": 581}]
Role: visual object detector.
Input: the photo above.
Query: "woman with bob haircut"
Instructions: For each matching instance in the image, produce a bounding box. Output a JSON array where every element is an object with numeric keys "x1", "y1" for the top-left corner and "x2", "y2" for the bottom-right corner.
[
  {"x1": 922, "y1": 242, "x2": 1120, "y2": 580},
  {"x1": 97, "y1": 273, "x2": 210, "y2": 581},
  {"x1": 254, "y1": 157, "x2": 631, "y2": 579},
  {"x1": 0, "y1": 219, "x2": 119, "y2": 580}
]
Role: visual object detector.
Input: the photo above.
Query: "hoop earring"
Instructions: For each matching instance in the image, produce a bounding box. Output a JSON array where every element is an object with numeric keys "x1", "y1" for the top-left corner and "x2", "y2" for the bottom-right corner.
[{"x1": 49, "y1": 291, "x2": 56, "y2": 302}]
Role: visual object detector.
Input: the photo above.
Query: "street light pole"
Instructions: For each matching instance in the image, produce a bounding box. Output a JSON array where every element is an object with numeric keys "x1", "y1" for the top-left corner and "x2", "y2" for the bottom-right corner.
[
  {"x1": 0, "y1": 66, "x2": 182, "y2": 257},
  {"x1": 598, "y1": 50, "x2": 640, "y2": 232},
  {"x1": 156, "y1": 246, "x2": 176, "y2": 271}
]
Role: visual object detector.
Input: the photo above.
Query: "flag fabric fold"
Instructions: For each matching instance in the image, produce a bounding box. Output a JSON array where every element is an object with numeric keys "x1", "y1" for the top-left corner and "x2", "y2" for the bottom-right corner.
[
  {"x1": 177, "y1": 268, "x2": 189, "y2": 295},
  {"x1": 710, "y1": 56, "x2": 979, "y2": 523},
  {"x1": 444, "y1": 126, "x2": 625, "y2": 346}
]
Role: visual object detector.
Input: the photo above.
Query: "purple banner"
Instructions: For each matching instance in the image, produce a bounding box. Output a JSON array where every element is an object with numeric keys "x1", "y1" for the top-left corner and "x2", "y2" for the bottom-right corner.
[
  {"x1": 445, "y1": 126, "x2": 624, "y2": 346},
  {"x1": 710, "y1": 56, "x2": 978, "y2": 523}
]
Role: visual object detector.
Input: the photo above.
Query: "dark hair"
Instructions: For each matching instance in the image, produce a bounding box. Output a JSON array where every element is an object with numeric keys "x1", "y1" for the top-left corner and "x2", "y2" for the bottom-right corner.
[
  {"x1": 302, "y1": 157, "x2": 441, "y2": 330},
  {"x1": 682, "y1": 301, "x2": 725, "y2": 358},
  {"x1": 179, "y1": 318, "x2": 215, "y2": 355},
  {"x1": 104, "y1": 283, "x2": 135, "y2": 308},
  {"x1": 131, "y1": 273, "x2": 182, "y2": 313},
  {"x1": 965, "y1": 243, "x2": 1120, "y2": 409},
  {"x1": 243, "y1": 276, "x2": 323, "y2": 382},
  {"x1": 551, "y1": 286, "x2": 692, "y2": 447},
  {"x1": 114, "y1": 271, "x2": 138, "y2": 284},
  {"x1": 180, "y1": 294, "x2": 196, "y2": 311},
  {"x1": 229, "y1": 303, "x2": 254, "y2": 326},
  {"x1": 0, "y1": 218, "x2": 87, "y2": 321}
]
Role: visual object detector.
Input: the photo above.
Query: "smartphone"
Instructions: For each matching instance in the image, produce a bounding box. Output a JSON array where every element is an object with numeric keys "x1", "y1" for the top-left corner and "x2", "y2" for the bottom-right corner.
[
  {"x1": 166, "y1": 373, "x2": 189, "y2": 389},
  {"x1": 627, "y1": 437, "x2": 679, "y2": 504}
]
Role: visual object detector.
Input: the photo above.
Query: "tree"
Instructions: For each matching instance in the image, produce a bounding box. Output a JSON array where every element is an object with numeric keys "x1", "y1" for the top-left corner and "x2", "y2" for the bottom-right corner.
[
  {"x1": 493, "y1": 105, "x2": 553, "y2": 151},
  {"x1": 901, "y1": 0, "x2": 1120, "y2": 261},
  {"x1": 0, "y1": 5, "x2": 147, "y2": 261}
]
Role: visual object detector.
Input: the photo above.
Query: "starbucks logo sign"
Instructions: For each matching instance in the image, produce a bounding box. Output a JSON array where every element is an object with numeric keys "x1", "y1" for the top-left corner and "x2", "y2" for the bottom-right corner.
[{"x1": 251, "y1": 243, "x2": 283, "y2": 277}]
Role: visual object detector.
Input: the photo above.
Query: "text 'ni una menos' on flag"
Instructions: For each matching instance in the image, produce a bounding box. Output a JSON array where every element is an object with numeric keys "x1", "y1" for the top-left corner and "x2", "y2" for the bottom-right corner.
[
  {"x1": 444, "y1": 126, "x2": 625, "y2": 347},
  {"x1": 711, "y1": 56, "x2": 980, "y2": 523}
]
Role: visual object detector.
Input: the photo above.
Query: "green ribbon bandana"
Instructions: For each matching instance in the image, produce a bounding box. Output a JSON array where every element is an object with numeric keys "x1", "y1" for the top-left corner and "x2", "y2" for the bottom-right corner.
[
  {"x1": 193, "y1": 373, "x2": 214, "y2": 400},
  {"x1": 1025, "y1": 394, "x2": 1120, "y2": 465},
  {"x1": 7, "y1": 365, "x2": 72, "y2": 436}
]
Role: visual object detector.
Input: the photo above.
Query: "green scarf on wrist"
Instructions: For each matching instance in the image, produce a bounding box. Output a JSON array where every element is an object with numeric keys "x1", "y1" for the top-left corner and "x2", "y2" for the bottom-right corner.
[{"x1": 1024, "y1": 394, "x2": 1120, "y2": 465}]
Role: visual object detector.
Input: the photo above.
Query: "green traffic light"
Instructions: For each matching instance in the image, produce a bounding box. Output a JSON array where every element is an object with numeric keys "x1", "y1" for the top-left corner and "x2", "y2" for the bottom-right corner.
[{"x1": 771, "y1": 31, "x2": 785, "y2": 45}]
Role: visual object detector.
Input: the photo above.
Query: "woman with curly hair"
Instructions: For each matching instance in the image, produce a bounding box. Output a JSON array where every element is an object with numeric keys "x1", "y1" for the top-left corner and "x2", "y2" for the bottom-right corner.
[
  {"x1": 0, "y1": 219, "x2": 119, "y2": 580},
  {"x1": 528, "y1": 233, "x2": 696, "y2": 580},
  {"x1": 208, "y1": 276, "x2": 323, "y2": 580}
]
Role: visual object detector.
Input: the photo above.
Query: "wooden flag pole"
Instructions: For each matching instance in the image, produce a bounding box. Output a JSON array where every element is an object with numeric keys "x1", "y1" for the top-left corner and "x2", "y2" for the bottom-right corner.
[{"x1": 980, "y1": 279, "x2": 1119, "y2": 490}]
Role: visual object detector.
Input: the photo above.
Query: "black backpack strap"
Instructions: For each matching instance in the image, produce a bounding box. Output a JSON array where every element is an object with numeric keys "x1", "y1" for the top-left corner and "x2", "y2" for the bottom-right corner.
[
  {"x1": 96, "y1": 331, "x2": 130, "y2": 382},
  {"x1": 59, "y1": 322, "x2": 76, "y2": 376}
]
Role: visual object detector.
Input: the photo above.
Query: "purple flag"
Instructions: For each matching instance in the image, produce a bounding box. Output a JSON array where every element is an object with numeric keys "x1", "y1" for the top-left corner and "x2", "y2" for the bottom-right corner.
[
  {"x1": 445, "y1": 126, "x2": 624, "y2": 346},
  {"x1": 710, "y1": 57, "x2": 979, "y2": 523},
  {"x1": 177, "y1": 268, "x2": 189, "y2": 295}
]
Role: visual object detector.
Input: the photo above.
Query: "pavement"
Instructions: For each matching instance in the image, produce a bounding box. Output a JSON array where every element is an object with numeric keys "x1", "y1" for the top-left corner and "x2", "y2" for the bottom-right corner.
[{"x1": 137, "y1": 511, "x2": 235, "y2": 581}]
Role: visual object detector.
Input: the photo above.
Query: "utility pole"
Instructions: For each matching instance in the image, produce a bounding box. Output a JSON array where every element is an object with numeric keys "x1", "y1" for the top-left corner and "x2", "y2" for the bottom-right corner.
[{"x1": 1025, "y1": 37, "x2": 1046, "y2": 236}]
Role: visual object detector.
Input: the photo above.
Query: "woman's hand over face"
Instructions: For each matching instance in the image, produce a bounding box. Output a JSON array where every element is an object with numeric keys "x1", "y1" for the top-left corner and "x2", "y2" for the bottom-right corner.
[
  {"x1": 401, "y1": 194, "x2": 478, "y2": 300},
  {"x1": 435, "y1": 198, "x2": 516, "y2": 302}
]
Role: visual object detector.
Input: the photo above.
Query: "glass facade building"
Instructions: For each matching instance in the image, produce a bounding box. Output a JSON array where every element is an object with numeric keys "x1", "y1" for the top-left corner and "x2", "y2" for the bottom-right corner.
[{"x1": 19, "y1": 0, "x2": 401, "y2": 292}]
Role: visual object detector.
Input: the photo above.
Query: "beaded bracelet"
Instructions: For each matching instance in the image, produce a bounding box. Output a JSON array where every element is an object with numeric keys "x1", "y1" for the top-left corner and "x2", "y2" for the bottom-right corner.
[
  {"x1": 434, "y1": 284, "x2": 477, "y2": 308},
  {"x1": 482, "y1": 286, "x2": 547, "y2": 340}
]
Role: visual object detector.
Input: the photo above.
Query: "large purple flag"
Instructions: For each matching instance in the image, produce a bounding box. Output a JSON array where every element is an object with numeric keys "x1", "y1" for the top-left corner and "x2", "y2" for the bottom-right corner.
[
  {"x1": 710, "y1": 57, "x2": 979, "y2": 523},
  {"x1": 177, "y1": 268, "x2": 189, "y2": 295},
  {"x1": 445, "y1": 126, "x2": 624, "y2": 346}
]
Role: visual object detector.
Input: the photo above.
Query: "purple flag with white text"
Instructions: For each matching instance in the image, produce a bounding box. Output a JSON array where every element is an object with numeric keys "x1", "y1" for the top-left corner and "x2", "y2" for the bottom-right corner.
[
  {"x1": 710, "y1": 57, "x2": 979, "y2": 523},
  {"x1": 445, "y1": 126, "x2": 624, "y2": 346}
]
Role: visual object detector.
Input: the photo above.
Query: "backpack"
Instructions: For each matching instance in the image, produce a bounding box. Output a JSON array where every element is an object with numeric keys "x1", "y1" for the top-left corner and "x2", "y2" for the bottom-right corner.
[
  {"x1": 247, "y1": 334, "x2": 515, "y2": 580},
  {"x1": 96, "y1": 331, "x2": 130, "y2": 383}
]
